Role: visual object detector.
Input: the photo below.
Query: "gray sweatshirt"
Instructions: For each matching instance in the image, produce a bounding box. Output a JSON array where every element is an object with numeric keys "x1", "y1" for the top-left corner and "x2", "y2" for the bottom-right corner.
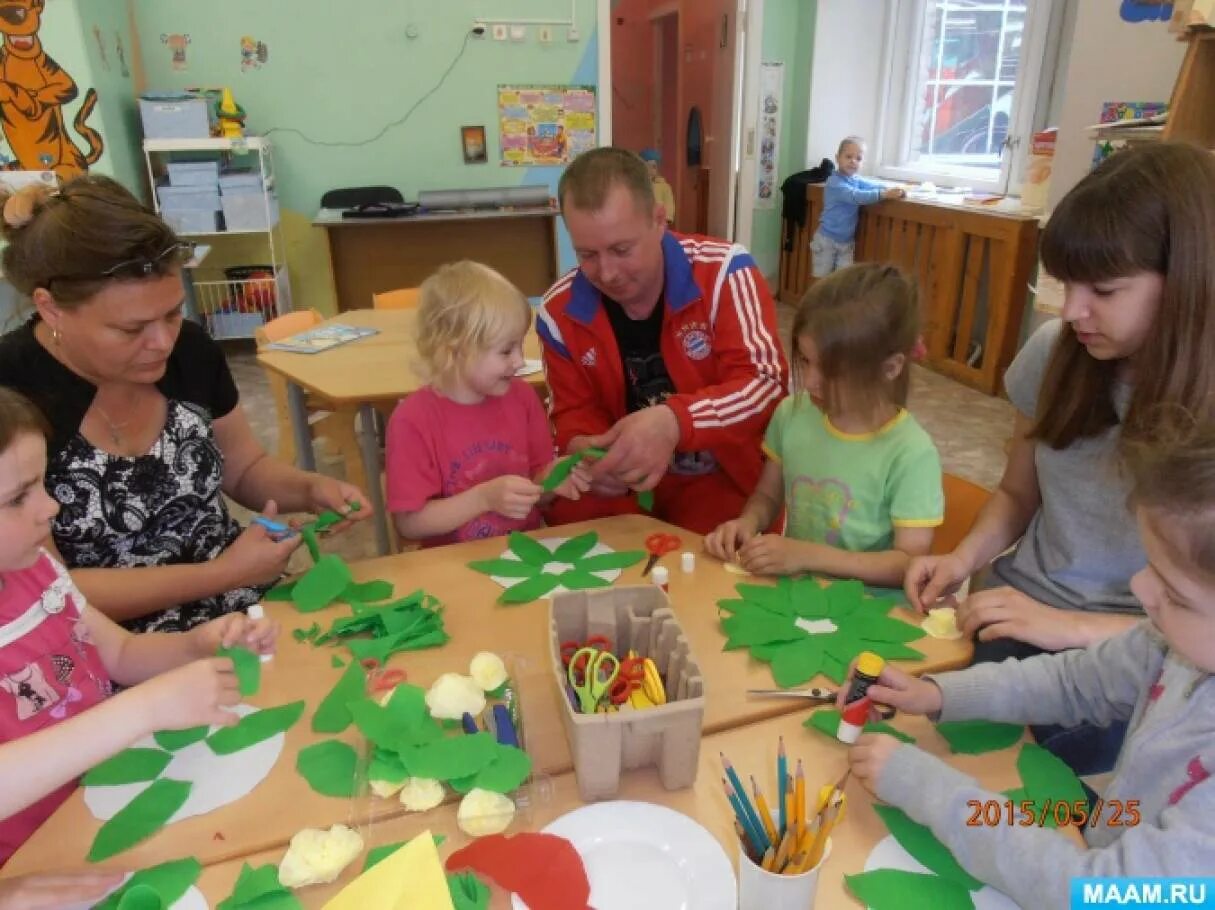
[{"x1": 878, "y1": 622, "x2": 1215, "y2": 909}]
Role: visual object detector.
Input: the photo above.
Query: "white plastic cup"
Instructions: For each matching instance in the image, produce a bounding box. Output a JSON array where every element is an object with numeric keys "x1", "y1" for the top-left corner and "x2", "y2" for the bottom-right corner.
[{"x1": 738, "y1": 837, "x2": 832, "y2": 910}]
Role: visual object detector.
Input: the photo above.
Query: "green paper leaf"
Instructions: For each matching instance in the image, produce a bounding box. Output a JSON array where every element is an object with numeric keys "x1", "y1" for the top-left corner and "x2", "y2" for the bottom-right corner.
[
  {"x1": 263, "y1": 581, "x2": 296, "y2": 602},
  {"x1": 734, "y1": 583, "x2": 792, "y2": 616},
  {"x1": 540, "y1": 452, "x2": 583, "y2": 493},
  {"x1": 573, "y1": 549, "x2": 647, "y2": 572},
  {"x1": 872, "y1": 804, "x2": 984, "y2": 891},
  {"x1": 344, "y1": 579, "x2": 395, "y2": 602},
  {"x1": 312, "y1": 661, "x2": 368, "y2": 733},
  {"x1": 113, "y1": 884, "x2": 161, "y2": 910},
  {"x1": 87, "y1": 778, "x2": 192, "y2": 862},
  {"x1": 506, "y1": 531, "x2": 554, "y2": 566},
  {"x1": 790, "y1": 577, "x2": 830, "y2": 617},
  {"x1": 296, "y1": 739, "x2": 359, "y2": 798},
  {"x1": 769, "y1": 638, "x2": 825, "y2": 688},
  {"x1": 300, "y1": 525, "x2": 321, "y2": 564},
  {"x1": 852, "y1": 612, "x2": 928, "y2": 645},
  {"x1": 312, "y1": 510, "x2": 346, "y2": 533},
  {"x1": 558, "y1": 568, "x2": 613, "y2": 590},
  {"x1": 937, "y1": 720, "x2": 1024, "y2": 755},
  {"x1": 499, "y1": 572, "x2": 561, "y2": 604},
  {"x1": 292, "y1": 554, "x2": 353, "y2": 613},
  {"x1": 216, "y1": 644, "x2": 261, "y2": 697},
  {"x1": 846, "y1": 869, "x2": 977, "y2": 909},
  {"x1": 471, "y1": 744, "x2": 533, "y2": 793},
  {"x1": 468, "y1": 558, "x2": 542, "y2": 578},
  {"x1": 402, "y1": 732, "x2": 499, "y2": 781},
  {"x1": 804, "y1": 708, "x2": 917, "y2": 743},
  {"x1": 206, "y1": 701, "x2": 306, "y2": 756},
  {"x1": 819, "y1": 650, "x2": 849, "y2": 684},
  {"x1": 824, "y1": 579, "x2": 866, "y2": 619},
  {"x1": 721, "y1": 612, "x2": 803, "y2": 648},
  {"x1": 216, "y1": 862, "x2": 301, "y2": 910},
  {"x1": 83, "y1": 748, "x2": 173, "y2": 787},
  {"x1": 94, "y1": 857, "x2": 202, "y2": 910},
  {"x1": 448, "y1": 871, "x2": 492, "y2": 910},
  {"x1": 636, "y1": 489, "x2": 654, "y2": 512},
  {"x1": 1018, "y1": 742, "x2": 1087, "y2": 806},
  {"x1": 331, "y1": 654, "x2": 346, "y2": 668},
  {"x1": 153, "y1": 726, "x2": 210, "y2": 752},
  {"x1": 552, "y1": 531, "x2": 599, "y2": 563}
]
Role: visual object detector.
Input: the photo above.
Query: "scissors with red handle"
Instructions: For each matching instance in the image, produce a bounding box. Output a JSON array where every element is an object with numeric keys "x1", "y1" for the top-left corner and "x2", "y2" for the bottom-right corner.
[
  {"x1": 607, "y1": 656, "x2": 648, "y2": 705},
  {"x1": 642, "y1": 532, "x2": 681, "y2": 576},
  {"x1": 561, "y1": 635, "x2": 612, "y2": 674}
]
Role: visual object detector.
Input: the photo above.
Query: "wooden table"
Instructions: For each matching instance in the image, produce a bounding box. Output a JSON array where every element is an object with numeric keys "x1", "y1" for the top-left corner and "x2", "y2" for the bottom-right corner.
[
  {"x1": 189, "y1": 712, "x2": 1027, "y2": 908},
  {"x1": 314, "y1": 206, "x2": 559, "y2": 313},
  {"x1": 256, "y1": 308, "x2": 545, "y2": 554},
  {"x1": 1, "y1": 516, "x2": 971, "y2": 879}
]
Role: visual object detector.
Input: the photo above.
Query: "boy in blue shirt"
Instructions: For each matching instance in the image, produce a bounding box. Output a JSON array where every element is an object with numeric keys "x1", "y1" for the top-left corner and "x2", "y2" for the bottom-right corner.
[{"x1": 812, "y1": 136, "x2": 905, "y2": 277}]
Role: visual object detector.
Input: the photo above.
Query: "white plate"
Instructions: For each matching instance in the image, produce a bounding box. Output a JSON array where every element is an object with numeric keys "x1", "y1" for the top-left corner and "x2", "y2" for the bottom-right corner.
[
  {"x1": 863, "y1": 834, "x2": 1017, "y2": 909},
  {"x1": 511, "y1": 801, "x2": 736, "y2": 910}
]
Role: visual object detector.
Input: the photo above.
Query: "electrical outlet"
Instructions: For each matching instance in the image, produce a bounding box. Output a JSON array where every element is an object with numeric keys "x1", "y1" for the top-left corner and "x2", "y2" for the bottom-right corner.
[
  {"x1": 537, "y1": 26, "x2": 553, "y2": 43},
  {"x1": 510, "y1": 24, "x2": 527, "y2": 42},
  {"x1": 567, "y1": 25, "x2": 580, "y2": 41},
  {"x1": 492, "y1": 24, "x2": 508, "y2": 41}
]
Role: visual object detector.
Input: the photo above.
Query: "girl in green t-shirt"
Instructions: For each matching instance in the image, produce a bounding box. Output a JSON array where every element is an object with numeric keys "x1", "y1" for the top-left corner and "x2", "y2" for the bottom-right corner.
[{"x1": 705, "y1": 264, "x2": 943, "y2": 587}]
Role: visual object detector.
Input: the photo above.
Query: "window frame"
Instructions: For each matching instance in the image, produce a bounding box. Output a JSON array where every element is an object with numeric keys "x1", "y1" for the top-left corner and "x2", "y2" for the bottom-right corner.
[{"x1": 873, "y1": 0, "x2": 1058, "y2": 194}]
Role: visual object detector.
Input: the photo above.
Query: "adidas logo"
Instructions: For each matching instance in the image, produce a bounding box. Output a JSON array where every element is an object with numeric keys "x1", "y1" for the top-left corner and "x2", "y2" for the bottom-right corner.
[{"x1": 580, "y1": 348, "x2": 597, "y2": 367}]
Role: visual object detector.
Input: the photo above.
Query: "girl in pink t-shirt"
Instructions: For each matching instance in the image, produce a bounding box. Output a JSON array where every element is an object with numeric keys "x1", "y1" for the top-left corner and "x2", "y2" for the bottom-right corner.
[
  {"x1": 0, "y1": 388, "x2": 277, "y2": 901},
  {"x1": 386, "y1": 261, "x2": 590, "y2": 547}
]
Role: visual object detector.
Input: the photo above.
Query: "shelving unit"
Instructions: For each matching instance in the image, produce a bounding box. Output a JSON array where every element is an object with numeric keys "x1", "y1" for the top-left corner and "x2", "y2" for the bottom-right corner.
[{"x1": 142, "y1": 136, "x2": 292, "y2": 340}]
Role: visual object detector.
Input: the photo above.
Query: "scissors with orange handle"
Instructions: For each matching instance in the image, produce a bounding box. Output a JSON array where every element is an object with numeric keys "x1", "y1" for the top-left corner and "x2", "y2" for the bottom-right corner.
[{"x1": 642, "y1": 532, "x2": 681, "y2": 576}]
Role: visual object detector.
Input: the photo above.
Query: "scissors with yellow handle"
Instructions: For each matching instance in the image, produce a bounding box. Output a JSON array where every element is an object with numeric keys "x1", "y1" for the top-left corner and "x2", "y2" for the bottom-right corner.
[
  {"x1": 567, "y1": 647, "x2": 619, "y2": 714},
  {"x1": 625, "y1": 649, "x2": 667, "y2": 708}
]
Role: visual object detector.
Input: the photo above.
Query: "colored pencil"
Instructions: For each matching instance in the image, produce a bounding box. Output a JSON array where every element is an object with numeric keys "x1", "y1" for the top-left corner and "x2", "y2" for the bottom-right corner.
[
  {"x1": 777, "y1": 736, "x2": 788, "y2": 836},
  {"x1": 750, "y1": 775, "x2": 778, "y2": 844},
  {"x1": 724, "y1": 778, "x2": 767, "y2": 858},
  {"x1": 722, "y1": 753, "x2": 771, "y2": 852}
]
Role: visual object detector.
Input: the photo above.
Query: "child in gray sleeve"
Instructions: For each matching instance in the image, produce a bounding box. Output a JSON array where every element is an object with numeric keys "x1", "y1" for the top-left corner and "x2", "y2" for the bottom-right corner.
[{"x1": 844, "y1": 420, "x2": 1215, "y2": 909}]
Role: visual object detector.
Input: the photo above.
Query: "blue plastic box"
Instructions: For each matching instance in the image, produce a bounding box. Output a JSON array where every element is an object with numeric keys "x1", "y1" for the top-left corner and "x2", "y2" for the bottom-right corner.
[
  {"x1": 166, "y1": 161, "x2": 220, "y2": 186},
  {"x1": 139, "y1": 92, "x2": 213, "y2": 140}
]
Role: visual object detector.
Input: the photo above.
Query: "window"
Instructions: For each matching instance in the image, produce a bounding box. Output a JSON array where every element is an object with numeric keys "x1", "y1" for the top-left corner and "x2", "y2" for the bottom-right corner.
[{"x1": 876, "y1": 0, "x2": 1057, "y2": 192}]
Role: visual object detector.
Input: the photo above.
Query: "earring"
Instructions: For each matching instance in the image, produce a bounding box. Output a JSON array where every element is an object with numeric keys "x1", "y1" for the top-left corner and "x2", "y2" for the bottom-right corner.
[{"x1": 51, "y1": 326, "x2": 61, "y2": 345}]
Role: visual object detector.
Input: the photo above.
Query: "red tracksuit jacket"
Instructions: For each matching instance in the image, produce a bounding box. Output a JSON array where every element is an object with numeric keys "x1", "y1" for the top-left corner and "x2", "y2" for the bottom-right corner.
[{"x1": 536, "y1": 231, "x2": 789, "y2": 498}]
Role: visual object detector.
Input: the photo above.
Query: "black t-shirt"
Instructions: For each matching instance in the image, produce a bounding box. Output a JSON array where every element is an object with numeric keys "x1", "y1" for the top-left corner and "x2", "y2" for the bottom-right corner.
[
  {"x1": 0, "y1": 317, "x2": 239, "y2": 457},
  {"x1": 602, "y1": 295, "x2": 675, "y2": 414}
]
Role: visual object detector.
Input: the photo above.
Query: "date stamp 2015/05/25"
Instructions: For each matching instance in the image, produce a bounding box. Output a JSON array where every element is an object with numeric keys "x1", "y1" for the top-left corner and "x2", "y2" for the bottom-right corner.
[{"x1": 966, "y1": 799, "x2": 1141, "y2": 829}]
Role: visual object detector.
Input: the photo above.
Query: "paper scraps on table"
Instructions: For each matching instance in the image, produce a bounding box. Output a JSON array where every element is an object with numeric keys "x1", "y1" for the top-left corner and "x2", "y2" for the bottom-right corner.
[
  {"x1": 468, "y1": 531, "x2": 645, "y2": 605},
  {"x1": 312, "y1": 588, "x2": 449, "y2": 664},
  {"x1": 292, "y1": 554, "x2": 354, "y2": 613},
  {"x1": 217, "y1": 862, "x2": 301, "y2": 910},
  {"x1": 323, "y1": 830, "x2": 453, "y2": 910},
  {"x1": 92, "y1": 856, "x2": 202, "y2": 910},
  {"x1": 805, "y1": 708, "x2": 917, "y2": 744},
  {"x1": 312, "y1": 661, "x2": 368, "y2": 733},
  {"x1": 297, "y1": 739, "x2": 360, "y2": 798},
  {"x1": 717, "y1": 577, "x2": 927, "y2": 688},
  {"x1": 207, "y1": 701, "x2": 306, "y2": 756},
  {"x1": 445, "y1": 832, "x2": 592, "y2": 910},
  {"x1": 217, "y1": 644, "x2": 261, "y2": 696},
  {"x1": 447, "y1": 871, "x2": 491, "y2": 910},
  {"x1": 936, "y1": 719, "x2": 1024, "y2": 755},
  {"x1": 846, "y1": 868, "x2": 978, "y2": 910},
  {"x1": 88, "y1": 778, "x2": 192, "y2": 862},
  {"x1": 83, "y1": 747, "x2": 173, "y2": 787}
]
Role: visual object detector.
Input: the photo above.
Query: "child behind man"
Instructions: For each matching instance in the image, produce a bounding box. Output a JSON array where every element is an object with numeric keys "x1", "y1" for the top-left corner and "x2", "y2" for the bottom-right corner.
[
  {"x1": 846, "y1": 414, "x2": 1215, "y2": 905},
  {"x1": 385, "y1": 261, "x2": 588, "y2": 547},
  {"x1": 705, "y1": 263, "x2": 942, "y2": 587},
  {"x1": 813, "y1": 136, "x2": 905, "y2": 277}
]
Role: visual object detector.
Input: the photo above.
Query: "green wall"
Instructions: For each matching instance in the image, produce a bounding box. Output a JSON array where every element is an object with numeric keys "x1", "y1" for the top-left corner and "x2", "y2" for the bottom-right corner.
[
  {"x1": 750, "y1": 0, "x2": 814, "y2": 284},
  {"x1": 77, "y1": 0, "x2": 143, "y2": 192}
]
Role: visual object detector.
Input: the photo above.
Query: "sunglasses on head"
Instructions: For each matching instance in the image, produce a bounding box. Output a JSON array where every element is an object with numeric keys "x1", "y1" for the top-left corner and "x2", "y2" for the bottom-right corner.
[{"x1": 45, "y1": 241, "x2": 197, "y2": 289}]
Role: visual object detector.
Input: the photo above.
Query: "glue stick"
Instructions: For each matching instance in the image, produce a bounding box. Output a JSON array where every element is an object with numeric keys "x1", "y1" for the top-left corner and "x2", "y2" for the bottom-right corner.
[
  {"x1": 652, "y1": 565, "x2": 670, "y2": 593},
  {"x1": 246, "y1": 603, "x2": 273, "y2": 663},
  {"x1": 844, "y1": 651, "x2": 884, "y2": 705},
  {"x1": 837, "y1": 696, "x2": 870, "y2": 744}
]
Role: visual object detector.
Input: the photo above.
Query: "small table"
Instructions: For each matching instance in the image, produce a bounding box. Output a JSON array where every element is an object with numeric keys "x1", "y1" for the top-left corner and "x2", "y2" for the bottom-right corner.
[
  {"x1": 0, "y1": 515, "x2": 971, "y2": 876},
  {"x1": 256, "y1": 309, "x2": 545, "y2": 554},
  {"x1": 314, "y1": 205, "x2": 560, "y2": 313}
]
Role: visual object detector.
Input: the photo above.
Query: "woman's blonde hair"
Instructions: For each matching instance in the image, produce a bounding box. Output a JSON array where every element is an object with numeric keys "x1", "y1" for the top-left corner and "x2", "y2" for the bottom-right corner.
[
  {"x1": 791, "y1": 263, "x2": 920, "y2": 414},
  {"x1": 413, "y1": 261, "x2": 532, "y2": 384}
]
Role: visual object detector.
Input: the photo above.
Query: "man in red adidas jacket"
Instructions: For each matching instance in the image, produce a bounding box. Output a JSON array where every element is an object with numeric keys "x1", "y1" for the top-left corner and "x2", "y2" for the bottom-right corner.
[{"x1": 538, "y1": 148, "x2": 788, "y2": 534}]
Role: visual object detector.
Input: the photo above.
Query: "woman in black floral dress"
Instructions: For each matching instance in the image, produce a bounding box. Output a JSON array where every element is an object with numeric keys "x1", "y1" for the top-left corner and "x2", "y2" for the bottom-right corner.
[{"x1": 0, "y1": 177, "x2": 371, "y2": 632}]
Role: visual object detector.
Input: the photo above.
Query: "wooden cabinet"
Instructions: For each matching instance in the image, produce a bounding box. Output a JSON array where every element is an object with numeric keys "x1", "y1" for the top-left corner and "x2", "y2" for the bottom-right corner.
[{"x1": 1163, "y1": 29, "x2": 1215, "y2": 148}]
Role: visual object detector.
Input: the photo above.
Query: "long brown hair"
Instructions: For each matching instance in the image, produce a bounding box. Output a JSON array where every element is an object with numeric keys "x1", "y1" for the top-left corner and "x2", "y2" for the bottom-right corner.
[
  {"x1": 792, "y1": 263, "x2": 920, "y2": 414},
  {"x1": 0, "y1": 175, "x2": 184, "y2": 307},
  {"x1": 1033, "y1": 142, "x2": 1215, "y2": 450}
]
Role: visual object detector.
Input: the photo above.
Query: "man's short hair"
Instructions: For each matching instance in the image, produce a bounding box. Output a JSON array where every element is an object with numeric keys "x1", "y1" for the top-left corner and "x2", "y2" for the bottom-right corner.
[{"x1": 558, "y1": 146, "x2": 656, "y2": 214}]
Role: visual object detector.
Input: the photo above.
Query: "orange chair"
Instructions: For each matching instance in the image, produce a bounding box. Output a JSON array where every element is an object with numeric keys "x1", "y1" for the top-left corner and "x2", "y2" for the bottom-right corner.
[
  {"x1": 255, "y1": 310, "x2": 368, "y2": 494},
  {"x1": 372, "y1": 287, "x2": 421, "y2": 310},
  {"x1": 933, "y1": 473, "x2": 992, "y2": 555}
]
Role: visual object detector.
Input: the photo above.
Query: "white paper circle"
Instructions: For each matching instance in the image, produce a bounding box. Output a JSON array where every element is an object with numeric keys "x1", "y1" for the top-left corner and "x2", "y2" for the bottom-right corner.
[
  {"x1": 488, "y1": 537, "x2": 624, "y2": 597},
  {"x1": 863, "y1": 834, "x2": 1018, "y2": 909},
  {"x1": 84, "y1": 703, "x2": 286, "y2": 826}
]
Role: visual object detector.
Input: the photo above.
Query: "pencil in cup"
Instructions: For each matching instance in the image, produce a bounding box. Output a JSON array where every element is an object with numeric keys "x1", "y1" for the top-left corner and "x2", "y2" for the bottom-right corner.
[
  {"x1": 777, "y1": 736, "x2": 788, "y2": 836},
  {"x1": 750, "y1": 775, "x2": 778, "y2": 844},
  {"x1": 725, "y1": 778, "x2": 768, "y2": 860},
  {"x1": 721, "y1": 753, "x2": 771, "y2": 853}
]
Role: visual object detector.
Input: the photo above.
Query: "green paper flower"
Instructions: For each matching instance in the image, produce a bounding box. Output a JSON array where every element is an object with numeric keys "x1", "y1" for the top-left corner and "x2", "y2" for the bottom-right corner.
[
  {"x1": 468, "y1": 531, "x2": 645, "y2": 605},
  {"x1": 717, "y1": 577, "x2": 926, "y2": 687}
]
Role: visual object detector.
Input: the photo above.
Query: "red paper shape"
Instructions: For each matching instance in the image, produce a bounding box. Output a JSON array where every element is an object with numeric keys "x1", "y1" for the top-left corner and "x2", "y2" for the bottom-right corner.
[{"x1": 446, "y1": 832, "x2": 591, "y2": 910}]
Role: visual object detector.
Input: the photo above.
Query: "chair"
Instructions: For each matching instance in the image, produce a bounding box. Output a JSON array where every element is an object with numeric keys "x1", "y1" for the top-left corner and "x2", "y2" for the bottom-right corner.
[
  {"x1": 320, "y1": 186, "x2": 404, "y2": 210},
  {"x1": 372, "y1": 287, "x2": 421, "y2": 310},
  {"x1": 933, "y1": 473, "x2": 992, "y2": 556},
  {"x1": 255, "y1": 310, "x2": 368, "y2": 494}
]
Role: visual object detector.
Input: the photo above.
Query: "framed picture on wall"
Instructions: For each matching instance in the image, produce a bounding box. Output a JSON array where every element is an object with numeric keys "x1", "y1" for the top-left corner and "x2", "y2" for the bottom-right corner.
[{"x1": 462, "y1": 125, "x2": 488, "y2": 164}]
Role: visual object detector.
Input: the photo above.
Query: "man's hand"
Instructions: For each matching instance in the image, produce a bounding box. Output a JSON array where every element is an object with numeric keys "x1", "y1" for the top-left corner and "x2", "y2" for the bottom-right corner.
[{"x1": 585, "y1": 405, "x2": 681, "y2": 492}]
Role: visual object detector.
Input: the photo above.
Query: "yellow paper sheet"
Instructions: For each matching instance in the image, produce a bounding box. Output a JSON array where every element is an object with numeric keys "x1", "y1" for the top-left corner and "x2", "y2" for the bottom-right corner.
[{"x1": 323, "y1": 830, "x2": 454, "y2": 910}]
